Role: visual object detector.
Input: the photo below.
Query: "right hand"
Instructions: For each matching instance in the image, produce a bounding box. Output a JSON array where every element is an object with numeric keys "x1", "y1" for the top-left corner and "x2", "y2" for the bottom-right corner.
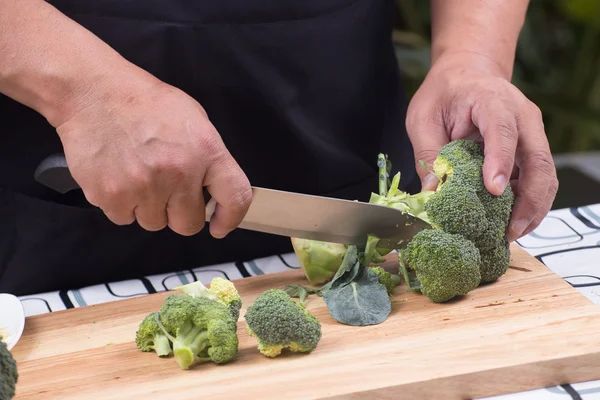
[{"x1": 53, "y1": 66, "x2": 252, "y2": 239}]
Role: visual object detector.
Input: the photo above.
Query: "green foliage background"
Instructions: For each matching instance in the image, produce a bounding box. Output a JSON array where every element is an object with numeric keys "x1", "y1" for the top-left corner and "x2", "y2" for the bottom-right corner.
[{"x1": 392, "y1": 0, "x2": 600, "y2": 154}]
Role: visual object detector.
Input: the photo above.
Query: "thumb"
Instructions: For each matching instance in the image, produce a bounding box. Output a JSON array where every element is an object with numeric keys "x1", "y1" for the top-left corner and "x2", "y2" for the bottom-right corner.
[{"x1": 407, "y1": 120, "x2": 449, "y2": 191}]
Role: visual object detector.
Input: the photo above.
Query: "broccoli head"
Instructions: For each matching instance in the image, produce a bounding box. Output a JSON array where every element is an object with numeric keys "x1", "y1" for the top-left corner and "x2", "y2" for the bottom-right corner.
[
  {"x1": 158, "y1": 294, "x2": 238, "y2": 369},
  {"x1": 291, "y1": 238, "x2": 348, "y2": 285},
  {"x1": 403, "y1": 229, "x2": 482, "y2": 303},
  {"x1": 135, "y1": 311, "x2": 172, "y2": 357},
  {"x1": 425, "y1": 139, "x2": 514, "y2": 283},
  {"x1": 244, "y1": 289, "x2": 322, "y2": 358},
  {"x1": 175, "y1": 277, "x2": 242, "y2": 321},
  {"x1": 0, "y1": 339, "x2": 18, "y2": 400},
  {"x1": 369, "y1": 266, "x2": 401, "y2": 296},
  {"x1": 372, "y1": 140, "x2": 514, "y2": 284}
]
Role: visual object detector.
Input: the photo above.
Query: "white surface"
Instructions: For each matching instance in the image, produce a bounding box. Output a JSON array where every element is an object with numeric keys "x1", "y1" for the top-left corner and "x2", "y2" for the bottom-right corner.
[{"x1": 0, "y1": 293, "x2": 25, "y2": 350}]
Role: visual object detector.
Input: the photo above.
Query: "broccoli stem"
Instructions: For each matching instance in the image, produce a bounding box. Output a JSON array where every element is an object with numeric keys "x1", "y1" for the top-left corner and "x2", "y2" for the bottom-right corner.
[
  {"x1": 391, "y1": 273, "x2": 401, "y2": 287},
  {"x1": 363, "y1": 236, "x2": 382, "y2": 265},
  {"x1": 398, "y1": 249, "x2": 420, "y2": 291},
  {"x1": 172, "y1": 323, "x2": 211, "y2": 369},
  {"x1": 154, "y1": 333, "x2": 172, "y2": 357},
  {"x1": 377, "y1": 154, "x2": 391, "y2": 196}
]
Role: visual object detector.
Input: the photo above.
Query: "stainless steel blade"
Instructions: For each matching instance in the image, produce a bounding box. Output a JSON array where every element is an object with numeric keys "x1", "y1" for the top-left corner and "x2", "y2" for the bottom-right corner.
[{"x1": 205, "y1": 187, "x2": 431, "y2": 248}]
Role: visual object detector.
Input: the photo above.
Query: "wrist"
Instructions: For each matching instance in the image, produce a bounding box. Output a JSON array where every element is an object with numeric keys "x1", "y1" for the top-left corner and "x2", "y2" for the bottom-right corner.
[{"x1": 429, "y1": 49, "x2": 513, "y2": 81}]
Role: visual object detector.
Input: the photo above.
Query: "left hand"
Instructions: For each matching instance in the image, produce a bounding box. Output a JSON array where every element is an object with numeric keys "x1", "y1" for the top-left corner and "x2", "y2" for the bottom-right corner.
[{"x1": 405, "y1": 52, "x2": 558, "y2": 242}]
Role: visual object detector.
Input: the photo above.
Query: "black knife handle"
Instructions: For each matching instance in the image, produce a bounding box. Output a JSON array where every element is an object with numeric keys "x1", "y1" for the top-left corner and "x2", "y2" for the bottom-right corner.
[{"x1": 34, "y1": 153, "x2": 212, "y2": 205}]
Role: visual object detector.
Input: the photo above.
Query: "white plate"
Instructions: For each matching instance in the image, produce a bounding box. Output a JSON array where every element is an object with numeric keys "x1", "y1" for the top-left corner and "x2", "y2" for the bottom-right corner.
[{"x1": 0, "y1": 294, "x2": 25, "y2": 350}]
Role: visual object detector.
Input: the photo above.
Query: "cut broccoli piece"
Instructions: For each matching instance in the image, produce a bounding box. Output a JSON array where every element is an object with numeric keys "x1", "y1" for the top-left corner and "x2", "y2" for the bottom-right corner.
[
  {"x1": 291, "y1": 238, "x2": 348, "y2": 285},
  {"x1": 0, "y1": 339, "x2": 18, "y2": 400},
  {"x1": 157, "y1": 294, "x2": 238, "y2": 369},
  {"x1": 244, "y1": 289, "x2": 321, "y2": 357},
  {"x1": 135, "y1": 311, "x2": 172, "y2": 356},
  {"x1": 404, "y1": 229, "x2": 482, "y2": 303},
  {"x1": 369, "y1": 266, "x2": 401, "y2": 296},
  {"x1": 175, "y1": 277, "x2": 242, "y2": 321}
]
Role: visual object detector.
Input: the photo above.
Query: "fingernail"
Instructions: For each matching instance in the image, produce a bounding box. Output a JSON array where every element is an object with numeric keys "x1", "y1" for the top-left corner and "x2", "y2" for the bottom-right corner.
[
  {"x1": 510, "y1": 219, "x2": 528, "y2": 237},
  {"x1": 212, "y1": 230, "x2": 229, "y2": 239},
  {"x1": 493, "y1": 174, "x2": 507, "y2": 192},
  {"x1": 423, "y1": 174, "x2": 438, "y2": 190}
]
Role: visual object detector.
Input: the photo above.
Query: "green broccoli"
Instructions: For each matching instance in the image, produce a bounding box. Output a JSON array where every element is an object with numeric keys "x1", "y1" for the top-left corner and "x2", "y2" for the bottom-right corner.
[
  {"x1": 403, "y1": 229, "x2": 482, "y2": 303},
  {"x1": 157, "y1": 294, "x2": 238, "y2": 369},
  {"x1": 175, "y1": 277, "x2": 242, "y2": 321},
  {"x1": 291, "y1": 238, "x2": 348, "y2": 285},
  {"x1": 369, "y1": 266, "x2": 401, "y2": 296},
  {"x1": 0, "y1": 339, "x2": 18, "y2": 400},
  {"x1": 135, "y1": 311, "x2": 172, "y2": 357},
  {"x1": 372, "y1": 140, "x2": 514, "y2": 284},
  {"x1": 244, "y1": 289, "x2": 322, "y2": 358}
]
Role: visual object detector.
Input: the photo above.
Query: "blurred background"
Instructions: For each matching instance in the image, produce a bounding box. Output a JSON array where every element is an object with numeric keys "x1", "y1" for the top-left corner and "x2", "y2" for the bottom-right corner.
[{"x1": 391, "y1": 0, "x2": 600, "y2": 210}]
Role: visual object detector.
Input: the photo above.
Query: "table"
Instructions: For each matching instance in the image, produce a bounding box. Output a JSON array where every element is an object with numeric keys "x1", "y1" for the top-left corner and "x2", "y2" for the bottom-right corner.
[{"x1": 16, "y1": 203, "x2": 600, "y2": 400}]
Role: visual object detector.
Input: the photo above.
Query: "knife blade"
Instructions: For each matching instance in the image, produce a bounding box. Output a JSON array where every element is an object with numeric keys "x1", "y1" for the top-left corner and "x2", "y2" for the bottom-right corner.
[{"x1": 34, "y1": 154, "x2": 430, "y2": 248}]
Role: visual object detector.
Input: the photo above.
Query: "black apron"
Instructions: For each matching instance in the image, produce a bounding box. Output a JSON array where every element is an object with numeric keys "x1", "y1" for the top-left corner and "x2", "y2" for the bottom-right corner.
[{"x1": 0, "y1": 0, "x2": 419, "y2": 296}]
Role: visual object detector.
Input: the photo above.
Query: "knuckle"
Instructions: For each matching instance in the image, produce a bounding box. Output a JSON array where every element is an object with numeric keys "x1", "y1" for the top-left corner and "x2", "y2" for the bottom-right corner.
[
  {"x1": 492, "y1": 115, "x2": 517, "y2": 140},
  {"x1": 415, "y1": 149, "x2": 440, "y2": 167},
  {"x1": 131, "y1": 170, "x2": 152, "y2": 189},
  {"x1": 527, "y1": 149, "x2": 555, "y2": 178},
  {"x1": 528, "y1": 101, "x2": 544, "y2": 120},
  {"x1": 228, "y1": 185, "x2": 253, "y2": 213},
  {"x1": 521, "y1": 189, "x2": 545, "y2": 212}
]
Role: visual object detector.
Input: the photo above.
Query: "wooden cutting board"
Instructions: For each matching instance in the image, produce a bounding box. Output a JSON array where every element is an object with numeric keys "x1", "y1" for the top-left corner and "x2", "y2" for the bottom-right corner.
[{"x1": 10, "y1": 244, "x2": 600, "y2": 400}]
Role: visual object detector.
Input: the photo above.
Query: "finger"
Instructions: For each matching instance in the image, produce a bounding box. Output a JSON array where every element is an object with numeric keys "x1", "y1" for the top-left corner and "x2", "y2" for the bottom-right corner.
[
  {"x1": 103, "y1": 207, "x2": 136, "y2": 226},
  {"x1": 166, "y1": 186, "x2": 206, "y2": 236},
  {"x1": 203, "y1": 153, "x2": 252, "y2": 239},
  {"x1": 134, "y1": 199, "x2": 168, "y2": 232},
  {"x1": 507, "y1": 105, "x2": 555, "y2": 241},
  {"x1": 518, "y1": 173, "x2": 559, "y2": 239},
  {"x1": 405, "y1": 109, "x2": 450, "y2": 189},
  {"x1": 471, "y1": 98, "x2": 518, "y2": 196},
  {"x1": 84, "y1": 180, "x2": 136, "y2": 226}
]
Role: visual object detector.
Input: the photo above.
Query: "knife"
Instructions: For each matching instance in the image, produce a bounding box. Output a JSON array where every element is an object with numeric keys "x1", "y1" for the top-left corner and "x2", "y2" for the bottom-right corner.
[{"x1": 33, "y1": 154, "x2": 430, "y2": 248}]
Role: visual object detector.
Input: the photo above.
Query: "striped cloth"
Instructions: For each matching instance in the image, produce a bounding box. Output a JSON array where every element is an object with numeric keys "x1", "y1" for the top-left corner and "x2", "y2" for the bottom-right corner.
[{"x1": 18, "y1": 204, "x2": 600, "y2": 400}]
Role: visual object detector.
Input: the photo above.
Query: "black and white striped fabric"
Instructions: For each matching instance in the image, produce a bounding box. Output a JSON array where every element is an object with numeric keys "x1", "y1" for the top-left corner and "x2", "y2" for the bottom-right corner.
[{"x1": 18, "y1": 204, "x2": 600, "y2": 400}]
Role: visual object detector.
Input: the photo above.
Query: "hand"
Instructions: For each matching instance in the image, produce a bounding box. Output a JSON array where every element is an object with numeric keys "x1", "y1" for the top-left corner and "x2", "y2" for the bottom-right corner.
[
  {"x1": 54, "y1": 65, "x2": 252, "y2": 238},
  {"x1": 406, "y1": 52, "x2": 558, "y2": 242}
]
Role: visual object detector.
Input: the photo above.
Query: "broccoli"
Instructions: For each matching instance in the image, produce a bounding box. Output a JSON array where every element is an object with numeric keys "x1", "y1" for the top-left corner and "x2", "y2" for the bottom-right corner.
[
  {"x1": 403, "y1": 229, "x2": 482, "y2": 303},
  {"x1": 369, "y1": 266, "x2": 401, "y2": 296},
  {"x1": 244, "y1": 289, "x2": 322, "y2": 357},
  {"x1": 0, "y1": 339, "x2": 18, "y2": 400},
  {"x1": 425, "y1": 140, "x2": 514, "y2": 282},
  {"x1": 291, "y1": 238, "x2": 347, "y2": 285},
  {"x1": 135, "y1": 311, "x2": 172, "y2": 357},
  {"x1": 372, "y1": 140, "x2": 514, "y2": 284},
  {"x1": 156, "y1": 294, "x2": 238, "y2": 369},
  {"x1": 175, "y1": 277, "x2": 242, "y2": 321}
]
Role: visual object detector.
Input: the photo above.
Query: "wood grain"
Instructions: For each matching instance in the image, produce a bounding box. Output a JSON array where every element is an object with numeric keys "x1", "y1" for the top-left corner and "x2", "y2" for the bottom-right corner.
[{"x1": 10, "y1": 245, "x2": 600, "y2": 400}]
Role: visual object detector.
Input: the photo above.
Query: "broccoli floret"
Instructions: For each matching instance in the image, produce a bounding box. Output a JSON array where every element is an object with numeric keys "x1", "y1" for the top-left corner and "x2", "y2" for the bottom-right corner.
[
  {"x1": 369, "y1": 266, "x2": 401, "y2": 296},
  {"x1": 135, "y1": 311, "x2": 172, "y2": 357},
  {"x1": 291, "y1": 238, "x2": 348, "y2": 285},
  {"x1": 0, "y1": 339, "x2": 18, "y2": 400},
  {"x1": 175, "y1": 277, "x2": 242, "y2": 321},
  {"x1": 157, "y1": 294, "x2": 238, "y2": 369},
  {"x1": 403, "y1": 229, "x2": 482, "y2": 303},
  {"x1": 244, "y1": 289, "x2": 321, "y2": 358},
  {"x1": 479, "y1": 237, "x2": 511, "y2": 283}
]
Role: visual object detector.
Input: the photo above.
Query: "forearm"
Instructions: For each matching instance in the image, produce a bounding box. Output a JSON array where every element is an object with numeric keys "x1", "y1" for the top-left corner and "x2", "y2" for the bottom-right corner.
[
  {"x1": 0, "y1": 0, "x2": 150, "y2": 127},
  {"x1": 429, "y1": 0, "x2": 529, "y2": 80}
]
